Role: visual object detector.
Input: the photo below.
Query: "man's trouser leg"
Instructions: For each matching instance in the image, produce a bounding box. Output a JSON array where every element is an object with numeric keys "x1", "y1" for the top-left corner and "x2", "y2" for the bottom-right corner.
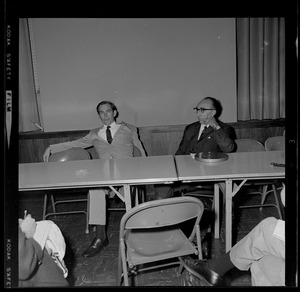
[
  {"x1": 229, "y1": 217, "x2": 285, "y2": 271},
  {"x1": 88, "y1": 189, "x2": 106, "y2": 225}
]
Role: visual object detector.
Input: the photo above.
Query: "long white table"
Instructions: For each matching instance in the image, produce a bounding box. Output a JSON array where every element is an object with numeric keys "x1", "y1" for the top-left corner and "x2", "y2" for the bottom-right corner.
[
  {"x1": 19, "y1": 151, "x2": 285, "y2": 251},
  {"x1": 19, "y1": 155, "x2": 178, "y2": 211},
  {"x1": 175, "y1": 151, "x2": 285, "y2": 251}
]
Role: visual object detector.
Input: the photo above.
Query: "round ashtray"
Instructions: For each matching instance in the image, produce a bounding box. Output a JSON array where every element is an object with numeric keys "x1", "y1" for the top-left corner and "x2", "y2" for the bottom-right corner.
[{"x1": 195, "y1": 152, "x2": 229, "y2": 163}]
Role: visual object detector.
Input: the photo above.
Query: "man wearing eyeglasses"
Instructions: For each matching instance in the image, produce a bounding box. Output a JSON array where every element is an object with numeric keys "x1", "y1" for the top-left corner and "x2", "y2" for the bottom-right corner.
[
  {"x1": 176, "y1": 96, "x2": 236, "y2": 155},
  {"x1": 154, "y1": 97, "x2": 236, "y2": 200}
]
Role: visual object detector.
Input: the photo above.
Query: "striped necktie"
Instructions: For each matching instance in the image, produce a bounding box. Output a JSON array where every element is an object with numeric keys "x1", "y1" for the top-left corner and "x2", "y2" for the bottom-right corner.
[{"x1": 106, "y1": 125, "x2": 113, "y2": 144}]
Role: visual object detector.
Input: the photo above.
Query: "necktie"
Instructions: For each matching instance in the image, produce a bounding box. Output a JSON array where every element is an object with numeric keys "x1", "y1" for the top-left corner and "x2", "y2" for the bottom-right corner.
[
  {"x1": 199, "y1": 126, "x2": 207, "y2": 139},
  {"x1": 106, "y1": 125, "x2": 113, "y2": 144}
]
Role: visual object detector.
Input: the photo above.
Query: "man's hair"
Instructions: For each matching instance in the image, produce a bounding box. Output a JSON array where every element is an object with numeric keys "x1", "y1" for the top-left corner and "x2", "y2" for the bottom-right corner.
[
  {"x1": 96, "y1": 101, "x2": 119, "y2": 119},
  {"x1": 203, "y1": 96, "x2": 223, "y2": 119}
]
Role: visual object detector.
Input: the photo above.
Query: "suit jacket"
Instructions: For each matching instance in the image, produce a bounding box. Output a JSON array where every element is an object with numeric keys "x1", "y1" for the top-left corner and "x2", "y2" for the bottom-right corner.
[
  {"x1": 19, "y1": 227, "x2": 68, "y2": 287},
  {"x1": 175, "y1": 120, "x2": 236, "y2": 155},
  {"x1": 49, "y1": 121, "x2": 146, "y2": 159}
]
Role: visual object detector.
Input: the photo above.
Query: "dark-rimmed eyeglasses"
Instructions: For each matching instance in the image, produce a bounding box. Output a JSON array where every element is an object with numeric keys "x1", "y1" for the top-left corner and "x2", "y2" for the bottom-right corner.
[{"x1": 193, "y1": 107, "x2": 215, "y2": 113}]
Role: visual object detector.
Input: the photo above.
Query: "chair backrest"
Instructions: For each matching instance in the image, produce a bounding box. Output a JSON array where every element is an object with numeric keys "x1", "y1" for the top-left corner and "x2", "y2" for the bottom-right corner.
[
  {"x1": 120, "y1": 196, "x2": 204, "y2": 235},
  {"x1": 235, "y1": 139, "x2": 265, "y2": 152},
  {"x1": 87, "y1": 147, "x2": 99, "y2": 159},
  {"x1": 264, "y1": 136, "x2": 285, "y2": 151},
  {"x1": 49, "y1": 147, "x2": 91, "y2": 162}
]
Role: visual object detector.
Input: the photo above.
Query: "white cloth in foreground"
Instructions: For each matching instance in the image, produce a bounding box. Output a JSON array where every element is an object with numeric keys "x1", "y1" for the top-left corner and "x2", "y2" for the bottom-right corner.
[{"x1": 33, "y1": 220, "x2": 68, "y2": 278}]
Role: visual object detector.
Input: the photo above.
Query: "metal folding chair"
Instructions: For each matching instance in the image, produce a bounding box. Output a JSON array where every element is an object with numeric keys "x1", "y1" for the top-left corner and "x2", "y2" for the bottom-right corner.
[
  {"x1": 44, "y1": 147, "x2": 91, "y2": 233},
  {"x1": 118, "y1": 196, "x2": 204, "y2": 286},
  {"x1": 265, "y1": 136, "x2": 285, "y2": 151},
  {"x1": 234, "y1": 139, "x2": 283, "y2": 219}
]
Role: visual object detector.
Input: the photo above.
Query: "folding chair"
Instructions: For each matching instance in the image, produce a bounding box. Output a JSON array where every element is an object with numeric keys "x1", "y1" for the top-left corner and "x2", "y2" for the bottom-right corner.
[
  {"x1": 118, "y1": 196, "x2": 204, "y2": 286},
  {"x1": 265, "y1": 136, "x2": 285, "y2": 151},
  {"x1": 234, "y1": 139, "x2": 283, "y2": 219},
  {"x1": 44, "y1": 147, "x2": 91, "y2": 233}
]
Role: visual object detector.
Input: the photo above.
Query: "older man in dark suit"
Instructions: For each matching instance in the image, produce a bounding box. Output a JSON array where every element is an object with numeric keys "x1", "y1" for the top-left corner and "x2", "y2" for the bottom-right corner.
[
  {"x1": 154, "y1": 96, "x2": 236, "y2": 199},
  {"x1": 176, "y1": 96, "x2": 235, "y2": 155}
]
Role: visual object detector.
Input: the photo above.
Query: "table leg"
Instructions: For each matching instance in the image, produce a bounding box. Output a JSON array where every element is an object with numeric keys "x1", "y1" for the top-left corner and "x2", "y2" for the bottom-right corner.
[
  {"x1": 123, "y1": 184, "x2": 132, "y2": 211},
  {"x1": 214, "y1": 183, "x2": 220, "y2": 239},
  {"x1": 225, "y1": 180, "x2": 233, "y2": 252}
]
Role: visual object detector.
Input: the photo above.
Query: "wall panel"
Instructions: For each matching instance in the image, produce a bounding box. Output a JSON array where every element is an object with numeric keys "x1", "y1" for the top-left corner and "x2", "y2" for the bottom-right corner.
[{"x1": 19, "y1": 120, "x2": 285, "y2": 163}]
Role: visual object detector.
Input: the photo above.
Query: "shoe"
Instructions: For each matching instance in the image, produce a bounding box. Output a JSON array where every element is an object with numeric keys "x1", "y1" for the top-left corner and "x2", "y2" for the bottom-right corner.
[
  {"x1": 181, "y1": 256, "x2": 224, "y2": 286},
  {"x1": 82, "y1": 237, "x2": 108, "y2": 258}
]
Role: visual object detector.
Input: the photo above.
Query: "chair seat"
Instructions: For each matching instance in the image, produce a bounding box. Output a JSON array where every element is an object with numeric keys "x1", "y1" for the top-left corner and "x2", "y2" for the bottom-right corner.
[{"x1": 126, "y1": 228, "x2": 197, "y2": 266}]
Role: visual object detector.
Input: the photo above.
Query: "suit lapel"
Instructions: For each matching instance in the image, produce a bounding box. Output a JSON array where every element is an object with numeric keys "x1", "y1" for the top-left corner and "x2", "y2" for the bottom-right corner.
[{"x1": 197, "y1": 125, "x2": 212, "y2": 141}]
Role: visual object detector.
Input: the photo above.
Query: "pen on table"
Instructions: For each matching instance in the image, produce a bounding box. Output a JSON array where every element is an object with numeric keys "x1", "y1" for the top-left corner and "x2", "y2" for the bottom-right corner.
[
  {"x1": 270, "y1": 162, "x2": 285, "y2": 167},
  {"x1": 24, "y1": 210, "x2": 27, "y2": 219}
]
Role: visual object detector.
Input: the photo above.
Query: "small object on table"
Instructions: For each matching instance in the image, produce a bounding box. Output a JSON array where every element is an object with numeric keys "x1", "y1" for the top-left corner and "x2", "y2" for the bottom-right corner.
[
  {"x1": 270, "y1": 162, "x2": 285, "y2": 167},
  {"x1": 195, "y1": 152, "x2": 229, "y2": 163}
]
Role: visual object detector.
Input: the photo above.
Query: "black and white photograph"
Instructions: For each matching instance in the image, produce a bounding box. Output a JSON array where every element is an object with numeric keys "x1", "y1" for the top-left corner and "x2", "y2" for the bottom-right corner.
[{"x1": 3, "y1": 0, "x2": 298, "y2": 288}]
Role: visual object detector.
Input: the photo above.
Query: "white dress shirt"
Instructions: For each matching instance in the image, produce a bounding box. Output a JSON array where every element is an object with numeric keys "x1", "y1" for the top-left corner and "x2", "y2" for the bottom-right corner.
[
  {"x1": 197, "y1": 124, "x2": 208, "y2": 140},
  {"x1": 97, "y1": 122, "x2": 121, "y2": 141}
]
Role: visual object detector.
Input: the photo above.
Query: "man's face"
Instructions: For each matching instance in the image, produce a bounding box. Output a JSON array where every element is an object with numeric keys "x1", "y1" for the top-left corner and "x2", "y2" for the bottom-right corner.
[
  {"x1": 98, "y1": 103, "x2": 116, "y2": 125},
  {"x1": 195, "y1": 99, "x2": 216, "y2": 124}
]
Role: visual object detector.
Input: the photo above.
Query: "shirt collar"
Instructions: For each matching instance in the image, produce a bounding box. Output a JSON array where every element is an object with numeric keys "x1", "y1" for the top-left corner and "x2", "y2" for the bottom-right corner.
[
  {"x1": 105, "y1": 121, "x2": 116, "y2": 129},
  {"x1": 201, "y1": 123, "x2": 208, "y2": 130}
]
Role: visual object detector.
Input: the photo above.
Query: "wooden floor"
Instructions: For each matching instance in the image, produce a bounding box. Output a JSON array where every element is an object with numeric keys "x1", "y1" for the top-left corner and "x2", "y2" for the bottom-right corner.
[{"x1": 18, "y1": 186, "x2": 283, "y2": 287}]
